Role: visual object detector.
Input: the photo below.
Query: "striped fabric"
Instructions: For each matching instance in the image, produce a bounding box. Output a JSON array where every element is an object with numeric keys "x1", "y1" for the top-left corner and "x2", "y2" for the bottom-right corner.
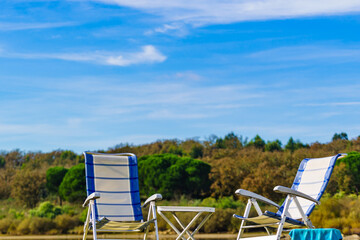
[
  {"x1": 84, "y1": 152, "x2": 143, "y2": 222},
  {"x1": 277, "y1": 154, "x2": 342, "y2": 220}
]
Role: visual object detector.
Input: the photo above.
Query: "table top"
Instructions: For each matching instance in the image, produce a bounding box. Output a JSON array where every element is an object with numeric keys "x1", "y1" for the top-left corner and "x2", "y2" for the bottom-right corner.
[{"x1": 157, "y1": 206, "x2": 215, "y2": 212}]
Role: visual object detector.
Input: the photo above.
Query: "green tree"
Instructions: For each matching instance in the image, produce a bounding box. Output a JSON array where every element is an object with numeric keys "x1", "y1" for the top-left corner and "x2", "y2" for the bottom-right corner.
[
  {"x1": 11, "y1": 169, "x2": 46, "y2": 208},
  {"x1": 0, "y1": 156, "x2": 5, "y2": 168},
  {"x1": 224, "y1": 132, "x2": 242, "y2": 149},
  {"x1": 60, "y1": 150, "x2": 77, "y2": 161},
  {"x1": 332, "y1": 132, "x2": 348, "y2": 141},
  {"x1": 285, "y1": 137, "x2": 308, "y2": 152},
  {"x1": 215, "y1": 138, "x2": 225, "y2": 149},
  {"x1": 335, "y1": 151, "x2": 360, "y2": 194},
  {"x1": 265, "y1": 140, "x2": 282, "y2": 152},
  {"x1": 59, "y1": 164, "x2": 86, "y2": 203},
  {"x1": 46, "y1": 166, "x2": 68, "y2": 205},
  {"x1": 190, "y1": 145, "x2": 204, "y2": 159},
  {"x1": 167, "y1": 145, "x2": 183, "y2": 156},
  {"x1": 138, "y1": 154, "x2": 211, "y2": 199},
  {"x1": 247, "y1": 135, "x2": 265, "y2": 150}
]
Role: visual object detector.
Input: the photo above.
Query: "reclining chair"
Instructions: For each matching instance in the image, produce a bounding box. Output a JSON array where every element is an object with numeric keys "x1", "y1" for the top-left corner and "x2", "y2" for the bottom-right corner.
[
  {"x1": 233, "y1": 153, "x2": 345, "y2": 240},
  {"x1": 82, "y1": 152, "x2": 162, "y2": 240}
]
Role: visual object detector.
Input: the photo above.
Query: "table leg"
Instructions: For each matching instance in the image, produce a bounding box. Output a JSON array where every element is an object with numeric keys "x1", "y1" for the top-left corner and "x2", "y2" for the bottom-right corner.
[
  {"x1": 175, "y1": 212, "x2": 203, "y2": 240},
  {"x1": 172, "y1": 212, "x2": 199, "y2": 240},
  {"x1": 157, "y1": 211, "x2": 186, "y2": 240},
  {"x1": 187, "y1": 212, "x2": 214, "y2": 240}
]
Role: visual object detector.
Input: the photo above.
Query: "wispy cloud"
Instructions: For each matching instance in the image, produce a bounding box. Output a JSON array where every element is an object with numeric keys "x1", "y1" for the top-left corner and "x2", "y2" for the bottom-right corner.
[
  {"x1": 296, "y1": 101, "x2": 360, "y2": 107},
  {"x1": 93, "y1": 0, "x2": 360, "y2": 26},
  {"x1": 147, "y1": 110, "x2": 208, "y2": 120},
  {"x1": 174, "y1": 71, "x2": 202, "y2": 81},
  {"x1": 145, "y1": 23, "x2": 189, "y2": 36},
  {"x1": 248, "y1": 45, "x2": 360, "y2": 62},
  {"x1": 0, "y1": 45, "x2": 167, "y2": 66},
  {"x1": 0, "y1": 22, "x2": 77, "y2": 31}
]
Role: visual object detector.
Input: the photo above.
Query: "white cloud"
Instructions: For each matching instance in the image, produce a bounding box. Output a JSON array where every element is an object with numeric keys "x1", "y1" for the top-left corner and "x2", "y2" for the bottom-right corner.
[
  {"x1": 154, "y1": 24, "x2": 182, "y2": 33},
  {"x1": 145, "y1": 23, "x2": 189, "y2": 36},
  {"x1": 92, "y1": 0, "x2": 360, "y2": 25},
  {"x1": 0, "y1": 45, "x2": 167, "y2": 66},
  {"x1": 106, "y1": 45, "x2": 166, "y2": 66},
  {"x1": 0, "y1": 22, "x2": 77, "y2": 31}
]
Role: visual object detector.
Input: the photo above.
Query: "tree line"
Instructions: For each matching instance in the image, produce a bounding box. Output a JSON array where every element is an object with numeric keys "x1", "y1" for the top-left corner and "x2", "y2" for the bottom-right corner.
[{"x1": 0, "y1": 132, "x2": 359, "y2": 208}]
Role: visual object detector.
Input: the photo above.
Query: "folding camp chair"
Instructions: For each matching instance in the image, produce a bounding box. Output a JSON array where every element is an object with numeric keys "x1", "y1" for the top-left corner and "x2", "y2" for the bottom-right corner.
[
  {"x1": 82, "y1": 152, "x2": 162, "y2": 240},
  {"x1": 233, "y1": 153, "x2": 346, "y2": 240}
]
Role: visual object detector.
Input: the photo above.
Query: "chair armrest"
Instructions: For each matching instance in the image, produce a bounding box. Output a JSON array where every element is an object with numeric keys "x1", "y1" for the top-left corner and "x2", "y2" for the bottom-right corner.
[
  {"x1": 83, "y1": 192, "x2": 101, "y2": 207},
  {"x1": 235, "y1": 189, "x2": 280, "y2": 208},
  {"x1": 273, "y1": 186, "x2": 320, "y2": 205},
  {"x1": 142, "y1": 193, "x2": 162, "y2": 208}
]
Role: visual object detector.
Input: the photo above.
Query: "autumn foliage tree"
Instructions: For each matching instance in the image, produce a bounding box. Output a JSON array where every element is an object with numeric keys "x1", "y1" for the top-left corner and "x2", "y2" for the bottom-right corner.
[{"x1": 11, "y1": 169, "x2": 46, "y2": 208}]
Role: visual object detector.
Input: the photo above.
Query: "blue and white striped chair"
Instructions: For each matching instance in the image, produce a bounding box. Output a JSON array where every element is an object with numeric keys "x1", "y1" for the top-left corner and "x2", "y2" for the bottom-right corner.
[
  {"x1": 82, "y1": 152, "x2": 162, "y2": 240},
  {"x1": 233, "y1": 153, "x2": 346, "y2": 240}
]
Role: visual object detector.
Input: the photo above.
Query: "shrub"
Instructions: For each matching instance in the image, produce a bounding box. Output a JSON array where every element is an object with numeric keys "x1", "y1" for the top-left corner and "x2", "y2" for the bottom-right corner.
[
  {"x1": 203, "y1": 208, "x2": 238, "y2": 233},
  {"x1": 55, "y1": 214, "x2": 82, "y2": 233},
  {"x1": 79, "y1": 208, "x2": 88, "y2": 223},
  {"x1": 28, "y1": 217, "x2": 55, "y2": 234},
  {"x1": 7, "y1": 219, "x2": 21, "y2": 235},
  {"x1": 0, "y1": 218, "x2": 12, "y2": 234},
  {"x1": 311, "y1": 195, "x2": 360, "y2": 234},
  {"x1": 17, "y1": 218, "x2": 31, "y2": 235},
  {"x1": 8, "y1": 209, "x2": 24, "y2": 219},
  {"x1": 200, "y1": 196, "x2": 245, "y2": 209},
  {"x1": 29, "y1": 201, "x2": 62, "y2": 219}
]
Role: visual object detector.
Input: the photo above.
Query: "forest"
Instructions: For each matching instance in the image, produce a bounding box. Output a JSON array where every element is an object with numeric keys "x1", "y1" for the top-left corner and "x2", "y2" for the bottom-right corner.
[{"x1": 0, "y1": 132, "x2": 359, "y2": 235}]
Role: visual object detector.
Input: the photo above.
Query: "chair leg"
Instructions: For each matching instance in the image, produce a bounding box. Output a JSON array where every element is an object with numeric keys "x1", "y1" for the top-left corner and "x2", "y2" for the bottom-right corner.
[
  {"x1": 275, "y1": 196, "x2": 291, "y2": 240},
  {"x1": 250, "y1": 199, "x2": 271, "y2": 236},
  {"x1": 144, "y1": 206, "x2": 152, "y2": 240},
  {"x1": 83, "y1": 207, "x2": 91, "y2": 240},
  {"x1": 237, "y1": 199, "x2": 252, "y2": 240},
  {"x1": 90, "y1": 201, "x2": 98, "y2": 240},
  {"x1": 144, "y1": 225, "x2": 150, "y2": 240},
  {"x1": 151, "y1": 202, "x2": 160, "y2": 240},
  {"x1": 293, "y1": 196, "x2": 315, "y2": 229}
]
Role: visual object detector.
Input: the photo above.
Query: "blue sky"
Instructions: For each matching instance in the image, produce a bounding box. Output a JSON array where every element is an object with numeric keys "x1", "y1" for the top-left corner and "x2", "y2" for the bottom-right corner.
[{"x1": 1, "y1": 0, "x2": 360, "y2": 153}]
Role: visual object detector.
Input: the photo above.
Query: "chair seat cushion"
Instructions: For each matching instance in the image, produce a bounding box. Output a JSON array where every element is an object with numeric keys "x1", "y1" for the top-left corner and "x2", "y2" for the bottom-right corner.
[
  {"x1": 264, "y1": 211, "x2": 305, "y2": 226},
  {"x1": 233, "y1": 211, "x2": 305, "y2": 229},
  {"x1": 94, "y1": 218, "x2": 155, "y2": 232}
]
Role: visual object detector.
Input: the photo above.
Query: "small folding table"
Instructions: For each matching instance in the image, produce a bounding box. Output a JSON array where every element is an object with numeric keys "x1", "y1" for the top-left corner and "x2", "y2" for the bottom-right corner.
[{"x1": 157, "y1": 206, "x2": 215, "y2": 240}]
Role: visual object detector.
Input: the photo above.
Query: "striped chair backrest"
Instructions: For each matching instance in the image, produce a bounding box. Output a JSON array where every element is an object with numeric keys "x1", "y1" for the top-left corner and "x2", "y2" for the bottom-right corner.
[
  {"x1": 84, "y1": 152, "x2": 143, "y2": 222},
  {"x1": 277, "y1": 154, "x2": 342, "y2": 219}
]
